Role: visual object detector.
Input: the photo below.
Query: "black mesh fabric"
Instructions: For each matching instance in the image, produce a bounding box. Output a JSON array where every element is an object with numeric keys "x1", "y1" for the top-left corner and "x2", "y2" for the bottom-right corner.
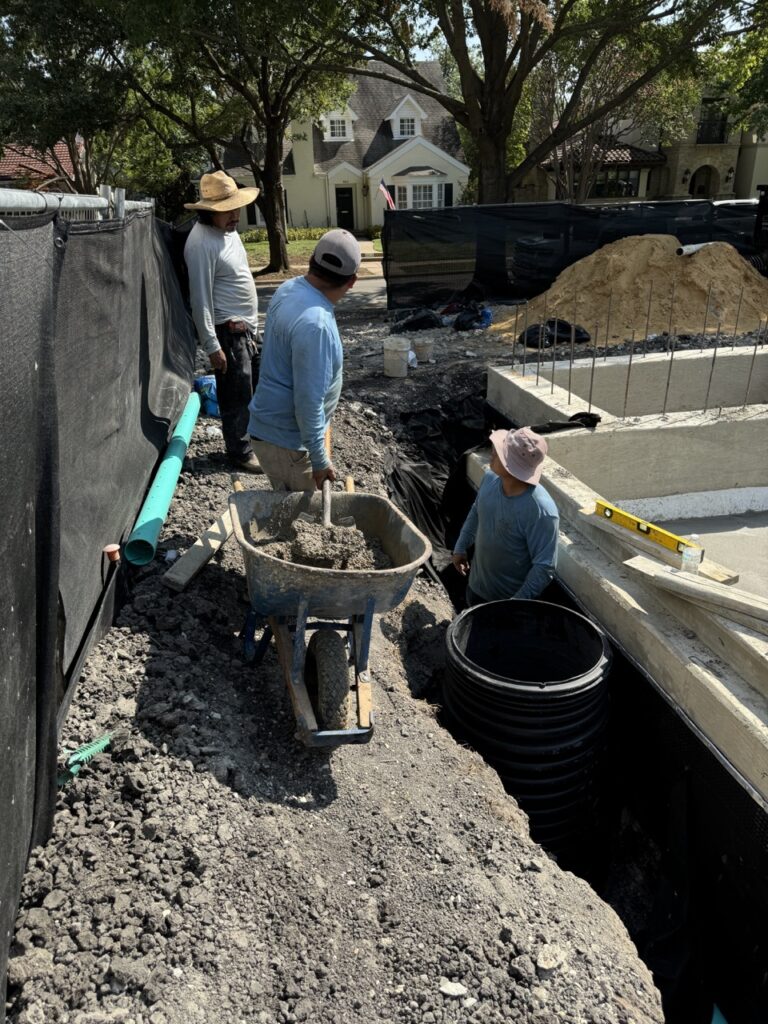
[
  {"x1": 382, "y1": 199, "x2": 759, "y2": 308},
  {"x1": 0, "y1": 209, "x2": 195, "y2": 1020}
]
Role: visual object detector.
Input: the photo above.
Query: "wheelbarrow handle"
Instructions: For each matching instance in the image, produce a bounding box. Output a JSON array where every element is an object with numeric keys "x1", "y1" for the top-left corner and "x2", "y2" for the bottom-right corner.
[{"x1": 322, "y1": 478, "x2": 332, "y2": 528}]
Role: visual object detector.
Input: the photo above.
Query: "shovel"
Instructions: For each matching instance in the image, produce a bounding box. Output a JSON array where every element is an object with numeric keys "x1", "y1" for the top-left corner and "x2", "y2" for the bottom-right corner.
[{"x1": 296, "y1": 479, "x2": 355, "y2": 528}]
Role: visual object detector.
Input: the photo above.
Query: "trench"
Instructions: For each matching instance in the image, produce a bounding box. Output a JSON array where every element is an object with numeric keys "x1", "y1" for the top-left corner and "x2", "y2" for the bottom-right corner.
[{"x1": 386, "y1": 387, "x2": 768, "y2": 1024}]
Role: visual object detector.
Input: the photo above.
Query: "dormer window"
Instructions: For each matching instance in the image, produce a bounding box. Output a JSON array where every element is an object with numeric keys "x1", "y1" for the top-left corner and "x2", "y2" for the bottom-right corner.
[
  {"x1": 329, "y1": 118, "x2": 348, "y2": 140},
  {"x1": 321, "y1": 109, "x2": 357, "y2": 142},
  {"x1": 387, "y1": 96, "x2": 427, "y2": 139}
]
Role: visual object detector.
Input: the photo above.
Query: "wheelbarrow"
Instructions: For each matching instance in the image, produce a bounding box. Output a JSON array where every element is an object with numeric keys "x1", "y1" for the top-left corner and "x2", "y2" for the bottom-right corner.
[{"x1": 229, "y1": 488, "x2": 432, "y2": 749}]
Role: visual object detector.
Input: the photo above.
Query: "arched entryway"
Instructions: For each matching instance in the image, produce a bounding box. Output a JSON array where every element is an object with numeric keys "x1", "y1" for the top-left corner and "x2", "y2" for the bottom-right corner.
[{"x1": 688, "y1": 165, "x2": 720, "y2": 198}]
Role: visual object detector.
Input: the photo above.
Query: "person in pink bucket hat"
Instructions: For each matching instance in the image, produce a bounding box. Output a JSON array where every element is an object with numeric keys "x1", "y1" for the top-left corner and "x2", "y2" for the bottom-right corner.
[{"x1": 452, "y1": 427, "x2": 559, "y2": 605}]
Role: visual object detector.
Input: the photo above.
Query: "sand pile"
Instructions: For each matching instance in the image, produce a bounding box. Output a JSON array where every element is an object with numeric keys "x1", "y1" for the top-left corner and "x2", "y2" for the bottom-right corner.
[{"x1": 493, "y1": 234, "x2": 768, "y2": 341}]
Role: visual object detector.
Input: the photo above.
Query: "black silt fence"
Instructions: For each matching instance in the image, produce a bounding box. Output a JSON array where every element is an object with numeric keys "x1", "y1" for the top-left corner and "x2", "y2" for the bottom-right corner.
[
  {"x1": 381, "y1": 199, "x2": 759, "y2": 309},
  {"x1": 0, "y1": 210, "x2": 195, "y2": 1020}
]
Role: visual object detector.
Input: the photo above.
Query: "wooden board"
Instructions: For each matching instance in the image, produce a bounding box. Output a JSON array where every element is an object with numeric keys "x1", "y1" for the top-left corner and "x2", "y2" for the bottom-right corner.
[
  {"x1": 162, "y1": 480, "x2": 244, "y2": 593},
  {"x1": 356, "y1": 674, "x2": 372, "y2": 730},
  {"x1": 271, "y1": 620, "x2": 318, "y2": 735},
  {"x1": 580, "y1": 509, "x2": 739, "y2": 585},
  {"x1": 623, "y1": 555, "x2": 768, "y2": 623}
]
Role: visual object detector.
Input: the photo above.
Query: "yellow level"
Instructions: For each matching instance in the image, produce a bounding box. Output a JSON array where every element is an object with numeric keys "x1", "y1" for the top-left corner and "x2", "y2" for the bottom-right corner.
[{"x1": 594, "y1": 500, "x2": 699, "y2": 553}]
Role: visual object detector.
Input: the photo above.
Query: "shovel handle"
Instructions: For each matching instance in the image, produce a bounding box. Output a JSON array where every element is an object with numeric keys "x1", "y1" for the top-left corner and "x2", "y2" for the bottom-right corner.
[{"x1": 322, "y1": 478, "x2": 332, "y2": 528}]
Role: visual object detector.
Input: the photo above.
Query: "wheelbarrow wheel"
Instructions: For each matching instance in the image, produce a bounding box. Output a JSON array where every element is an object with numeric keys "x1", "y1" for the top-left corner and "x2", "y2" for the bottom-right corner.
[{"x1": 306, "y1": 630, "x2": 350, "y2": 733}]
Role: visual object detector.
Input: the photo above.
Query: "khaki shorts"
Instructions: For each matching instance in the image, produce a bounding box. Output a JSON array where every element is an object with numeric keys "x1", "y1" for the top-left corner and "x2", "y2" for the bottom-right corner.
[{"x1": 250, "y1": 438, "x2": 315, "y2": 492}]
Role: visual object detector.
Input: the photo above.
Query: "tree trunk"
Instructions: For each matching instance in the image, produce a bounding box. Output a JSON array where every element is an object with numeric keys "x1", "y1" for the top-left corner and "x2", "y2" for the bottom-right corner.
[
  {"x1": 256, "y1": 125, "x2": 290, "y2": 273},
  {"x1": 473, "y1": 134, "x2": 512, "y2": 295}
]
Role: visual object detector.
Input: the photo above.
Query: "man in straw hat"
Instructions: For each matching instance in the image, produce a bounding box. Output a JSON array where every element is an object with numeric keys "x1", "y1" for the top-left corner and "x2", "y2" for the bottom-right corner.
[
  {"x1": 248, "y1": 228, "x2": 361, "y2": 491},
  {"x1": 184, "y1": 170, "x2": 262, "y2": 473},
  {"x1": 452, "y1": 427, "x2": 559, "y2": 605}
]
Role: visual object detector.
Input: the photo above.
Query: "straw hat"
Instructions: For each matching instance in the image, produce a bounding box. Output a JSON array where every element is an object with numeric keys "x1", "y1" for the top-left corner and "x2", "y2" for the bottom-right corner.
[{"x1": 185, "y1": 171, "x2": 259, "y2": 212}]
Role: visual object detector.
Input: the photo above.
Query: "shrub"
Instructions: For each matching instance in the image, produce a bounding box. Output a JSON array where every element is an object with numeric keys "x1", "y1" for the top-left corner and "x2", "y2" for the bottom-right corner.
[
  {"x1": 241, "y1": 226, "x2": 329, "y2": 243},
  {"x1": 368, "y1": 225, "x2": 382, "y2": 240}
]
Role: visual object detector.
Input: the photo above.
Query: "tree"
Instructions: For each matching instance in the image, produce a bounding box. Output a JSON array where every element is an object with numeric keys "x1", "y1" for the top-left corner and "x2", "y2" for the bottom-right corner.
[
  {"x1": 530, "y1": 42, "x2": 700, "y2": 202},
  {"x1": 706, "y1": 2, "x2": 768, "y2": 133},
  {"x1": 327, "y1": 0, "x2": 736, "y2": 203},
  {"x1": 111, "y1": 0, "x2": 361, "y2": 270}
]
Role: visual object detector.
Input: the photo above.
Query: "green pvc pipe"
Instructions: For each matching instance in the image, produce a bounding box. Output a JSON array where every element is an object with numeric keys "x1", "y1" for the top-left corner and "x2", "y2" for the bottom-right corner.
[{"x1": 124, "y1": 391, "x2": 200, "y2": 566}]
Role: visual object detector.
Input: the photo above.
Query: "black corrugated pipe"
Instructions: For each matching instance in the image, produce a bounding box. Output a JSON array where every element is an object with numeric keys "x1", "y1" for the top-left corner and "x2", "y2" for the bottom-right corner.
[{"x1": 444, "y1": 600, "x2": 612, "y2": 853}]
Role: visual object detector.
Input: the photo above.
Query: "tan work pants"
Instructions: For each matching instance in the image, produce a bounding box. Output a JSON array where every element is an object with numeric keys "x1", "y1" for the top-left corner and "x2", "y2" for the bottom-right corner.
[{"x1": 250, "y1": 439, "x2": 314, "y2": 492}]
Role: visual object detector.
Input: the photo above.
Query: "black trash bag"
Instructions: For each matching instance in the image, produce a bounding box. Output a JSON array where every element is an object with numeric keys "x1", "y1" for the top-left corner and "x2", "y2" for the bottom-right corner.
[
  {"x1": 391, "y1": 308, "x2": 443, "y2": 333},
  {"x1": 519, "y1": 318, "x2": 591, "y2": 348},
  {"x1": 454, "y1": 301, "x2": 484, "y2": 331}
]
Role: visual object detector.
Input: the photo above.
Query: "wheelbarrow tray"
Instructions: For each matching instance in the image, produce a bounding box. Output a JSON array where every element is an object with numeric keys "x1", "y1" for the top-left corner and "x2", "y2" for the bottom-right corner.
[{"x1": 229, "y1": 488, "x2": 432, "y2": 619}]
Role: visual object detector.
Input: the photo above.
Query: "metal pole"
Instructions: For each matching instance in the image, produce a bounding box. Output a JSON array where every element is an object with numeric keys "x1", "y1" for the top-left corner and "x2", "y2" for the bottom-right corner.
[
  {"x1": 703, "y1": 324, "x2": 721, "y2": 413},
  {"x1": 551, "y1": 317, "x2": 558, "y2": 394},
  {"x1": 743, "y1": 320, "x2": 762, "y2": 407},
  {"x1": 511, "y1": 304, "x2": 520, "y2": 371},
  {"x1": 98, "y1": 184, "x2": 111, "y2": 221},
  {"x1": 522, "y1": 302, "x2": 529, "y2": 377},
  {"x1": 732, "y1": 285, "x2": 744, "y2": 348},
  {"x1": 604, "y1": 290, "x2": 613, "y2": 360},
  {"x1": 701, "y1": 281, "x2": 713, "y2": 349},
  {"x1": 113, "y1": 187, "x2": 126, "y2": 219},
  {"x1": 622, "y1": 331, "x2": 636, "y2": 419},
  {"x1": 537, "y1": 291, "x2": 548, "y2": 385},
  {"x1": 643, "y1": 280, "x2": 653, "y2": 356},
  {"x1": 666, "y1": 282, "x2": 676, "y2": 351},
  {"x1": 661, "y1": 334, "x2": 676, "y2": 417},
  {"x1": 568, "y1": 322, "x2": 575, "y2": 405},
  {"x1": 587, "y1": 324, "x2": 598, "y2": 413}
]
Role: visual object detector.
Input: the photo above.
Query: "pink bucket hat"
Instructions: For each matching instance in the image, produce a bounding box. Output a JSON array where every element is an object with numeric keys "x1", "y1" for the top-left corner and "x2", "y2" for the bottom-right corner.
[{"x1": 489, "y1": 427, "x2": 548, "y2": 484}]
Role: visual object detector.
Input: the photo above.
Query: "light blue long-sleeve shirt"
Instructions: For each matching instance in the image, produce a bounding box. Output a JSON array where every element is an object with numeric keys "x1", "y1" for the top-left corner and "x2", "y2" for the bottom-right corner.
[
  {"x1": 248, "y1": 276, "x2": 343, "y2": 470},
  {"x1": 454, "y1": 471, "x2": 559, "y2": 601}
]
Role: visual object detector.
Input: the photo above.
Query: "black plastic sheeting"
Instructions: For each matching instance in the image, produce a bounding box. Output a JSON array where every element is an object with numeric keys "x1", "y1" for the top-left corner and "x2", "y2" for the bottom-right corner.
[
  {"x1": 0, "y1": 210, "x2": 195, "y2": 1020},
  {"x1": 381, "y1": 199, "x2": 759, "y2": 309}
]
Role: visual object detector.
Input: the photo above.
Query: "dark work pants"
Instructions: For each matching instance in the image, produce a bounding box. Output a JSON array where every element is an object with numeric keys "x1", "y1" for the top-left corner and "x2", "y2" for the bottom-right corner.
[{"x1": 213, "y1": 324, "x2": 260, "y2": 459}]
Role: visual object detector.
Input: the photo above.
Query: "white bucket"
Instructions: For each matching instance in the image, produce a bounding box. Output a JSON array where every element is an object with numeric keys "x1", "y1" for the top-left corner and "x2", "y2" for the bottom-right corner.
[
  {"x1": 412, "y1": 337, "x2": 434, "y2": 363},
  {"x1": 383, "y1": 336, "x2": 410, "y2": 378}
]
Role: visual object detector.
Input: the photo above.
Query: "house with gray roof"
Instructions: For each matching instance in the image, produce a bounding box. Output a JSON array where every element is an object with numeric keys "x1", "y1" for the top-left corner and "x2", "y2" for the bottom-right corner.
[{"x1": 228, "y1": 61, "x2": 470, "y2": 233}]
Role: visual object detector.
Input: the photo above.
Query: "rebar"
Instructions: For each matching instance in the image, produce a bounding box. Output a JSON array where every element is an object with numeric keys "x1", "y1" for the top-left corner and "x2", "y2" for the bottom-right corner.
[
  {"x1": 622, "y1": 331, "x2": 636, "y2": 420},
  {"x1": 661, "y1": 333, "x2": 676, "y2": 418},
  {"x1": 732, "y1": 285, "x2": 744, "y2": 348},
  {"x1": 522, "y1": 302, "x2": 529, "y2": 376},
  {"x1": 536, "y1": 327, "x2": 543, "y2": 385},
  {"x1": 666, "y1": 282, "x2": 676, "y2": 351},
  {"x1": 703, "y1": 324, "x2": 721, "y2": 413},
  {"x1": 743, "y1": 321, "x2": 762, "y2": 407},
  {"x1": 604, "y1": 291, "x2": 613, "y2": 360},
  {"x1": 643, "y1": 280, "x2": 653, "y2": 356},
  {"x1": 587, "y1": 325, "x2": 598, "y2": 413},
  {"x1": 551, "y1": 317, "x2": 558, "y2": 393},
  {"x1": 511, "y1": 304, "x2": 520, "y2": 370},
  {"x1": 568, "y1": 323, "x2": 575, "y2": 405},
  {"x1": 701, "y1": 282, "x2": 713, "y2": 349}
]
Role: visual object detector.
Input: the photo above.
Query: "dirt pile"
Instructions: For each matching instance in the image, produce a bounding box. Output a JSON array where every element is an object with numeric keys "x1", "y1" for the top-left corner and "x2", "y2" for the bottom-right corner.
[{"x1": 493, "y1": 234, "x2": 768, "y2": 341}]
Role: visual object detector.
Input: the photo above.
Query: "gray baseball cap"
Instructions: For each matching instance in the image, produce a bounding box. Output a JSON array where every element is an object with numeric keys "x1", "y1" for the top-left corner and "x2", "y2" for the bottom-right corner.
[{"x1": 313, "y1": 229, "x2": 362, "y2": 277}]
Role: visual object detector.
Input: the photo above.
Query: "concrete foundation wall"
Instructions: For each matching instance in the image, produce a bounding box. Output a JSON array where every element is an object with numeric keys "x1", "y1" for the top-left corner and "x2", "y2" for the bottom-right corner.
[{"x1": 539, "y1": 349, "x2": 766, "y2": 417}]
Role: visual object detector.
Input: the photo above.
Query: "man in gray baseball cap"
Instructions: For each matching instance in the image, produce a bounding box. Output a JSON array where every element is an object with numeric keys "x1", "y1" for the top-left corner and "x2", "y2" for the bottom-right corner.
[{"x1": 248, "y1": 229, "x2": 362, "y2": 490}]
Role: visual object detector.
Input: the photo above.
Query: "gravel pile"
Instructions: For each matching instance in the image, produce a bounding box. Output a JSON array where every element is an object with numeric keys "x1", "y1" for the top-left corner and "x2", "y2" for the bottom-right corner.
[{"x1": 7, "y1": 316, "x2": 665, "y2": 1024}]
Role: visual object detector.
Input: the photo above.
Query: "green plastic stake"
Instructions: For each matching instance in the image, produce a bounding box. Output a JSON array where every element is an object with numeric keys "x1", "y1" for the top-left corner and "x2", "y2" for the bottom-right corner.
[
  {"x1": 57, "y1": 733, "x2": 112, "y2": 787},
  {"x1": 124, "y1": 391, "x2": 200, "y2": 566}
]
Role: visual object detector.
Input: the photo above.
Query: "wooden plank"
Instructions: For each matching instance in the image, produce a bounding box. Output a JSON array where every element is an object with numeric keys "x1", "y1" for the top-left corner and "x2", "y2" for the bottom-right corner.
[
  {"x1": 623, "y1": 555, "x2": 768, "y2": 623},
  {"x1": 356, "y1": 674, "x2": 373, "y2": 730},
  {"x1": 580, "y1": 509, "x2": 739, "y2": 585},
  {"x1": 271, "y1": 620, "x2": 318, "y2": 735},
  {"x1": 716, "y1": 608, "x2": 768, "y2": 638},
  {"x1": 162, "y1": 480, "x2": 244, "y2": 593},
  {"x1": 637, "y1": 585, "x2": 768, "y2": 700}
]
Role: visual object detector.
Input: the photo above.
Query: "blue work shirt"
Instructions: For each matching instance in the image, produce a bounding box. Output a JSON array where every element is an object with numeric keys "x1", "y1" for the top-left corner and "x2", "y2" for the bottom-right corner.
[
  {"x1": 455, "y1": 471, "x2": 559, "y2": 601},
  {"x1": 248, "y1": 276, "x2": 343, "y2": 470}
]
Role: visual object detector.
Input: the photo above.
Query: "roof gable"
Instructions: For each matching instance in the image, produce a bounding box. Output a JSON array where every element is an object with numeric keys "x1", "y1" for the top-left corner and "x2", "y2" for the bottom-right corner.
[{"x1": 310, "y1": 61, "x2": 464, "y2": 175}]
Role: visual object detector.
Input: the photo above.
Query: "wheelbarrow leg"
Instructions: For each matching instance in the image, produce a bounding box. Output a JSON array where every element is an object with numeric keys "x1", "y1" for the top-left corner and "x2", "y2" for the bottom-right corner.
[{"x1": 350, "y1": 597, "x2": 376, "y2": 730}]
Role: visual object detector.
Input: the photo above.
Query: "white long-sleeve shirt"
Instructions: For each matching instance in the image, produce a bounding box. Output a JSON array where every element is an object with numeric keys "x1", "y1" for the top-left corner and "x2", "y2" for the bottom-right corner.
[{"x1": 184, "y1": 221, "x2": 258, "y2": 354}]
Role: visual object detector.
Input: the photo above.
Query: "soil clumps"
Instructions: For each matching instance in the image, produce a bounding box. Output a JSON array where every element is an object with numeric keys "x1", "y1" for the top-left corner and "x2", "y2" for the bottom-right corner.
[
  {"x1": 492, "y1": 234, "x2": 768, "y2": 340},
  {"x1": 257, "y1": 517, "x2": 392, "y2": 571}
]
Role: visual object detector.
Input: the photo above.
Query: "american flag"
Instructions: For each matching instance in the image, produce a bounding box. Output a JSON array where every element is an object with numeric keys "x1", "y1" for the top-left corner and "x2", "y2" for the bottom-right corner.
[{"x1": 378, "y1": 178, "x2": 396, "y2": 211}]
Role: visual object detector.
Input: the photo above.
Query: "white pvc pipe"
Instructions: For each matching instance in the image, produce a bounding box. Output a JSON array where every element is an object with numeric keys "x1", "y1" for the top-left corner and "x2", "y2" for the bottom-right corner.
[{"x1": 676, "y1": 242, "x2": 719, "y2": 256}]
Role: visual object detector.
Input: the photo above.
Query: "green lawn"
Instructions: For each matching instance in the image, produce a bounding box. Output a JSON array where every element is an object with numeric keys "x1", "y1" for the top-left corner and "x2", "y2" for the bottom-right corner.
[{"x1": 244, "y1": 238, "x2": 318, "y2": 268}]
